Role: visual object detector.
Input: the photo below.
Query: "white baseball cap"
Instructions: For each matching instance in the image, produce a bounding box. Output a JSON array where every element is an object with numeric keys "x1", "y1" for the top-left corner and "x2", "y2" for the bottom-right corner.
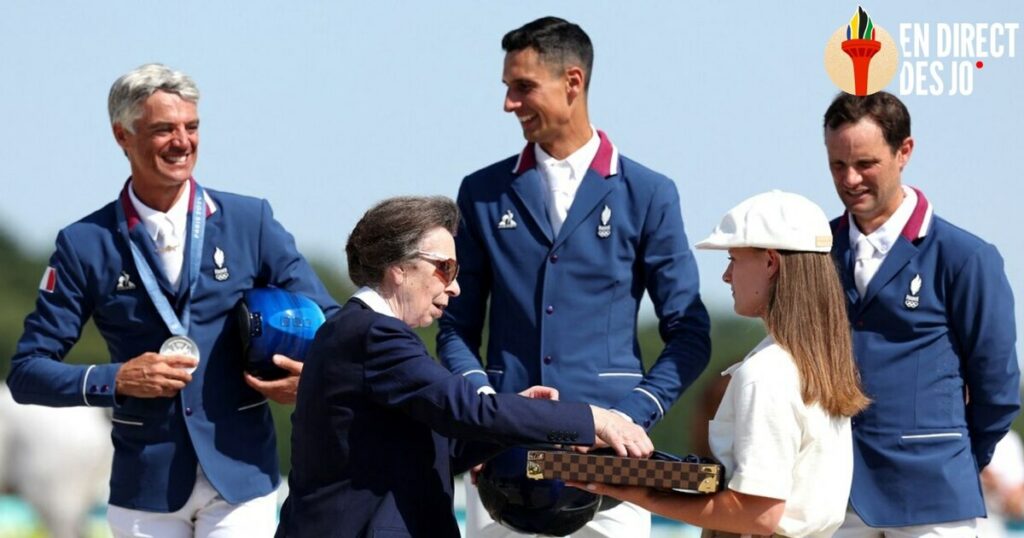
[{"x1": 695, "y1": 190, "x2": 833, "y2": 252}]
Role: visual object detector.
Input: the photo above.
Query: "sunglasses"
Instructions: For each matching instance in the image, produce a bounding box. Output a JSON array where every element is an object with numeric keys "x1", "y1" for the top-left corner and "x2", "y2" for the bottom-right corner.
[{"x1": 415, "y1": 250, "x2": 459, "y2": 285}]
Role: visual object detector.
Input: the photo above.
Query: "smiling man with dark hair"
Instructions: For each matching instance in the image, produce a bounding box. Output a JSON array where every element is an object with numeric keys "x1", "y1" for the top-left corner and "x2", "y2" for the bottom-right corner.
[{"x1": 438, "y1": 16, "x2": 711, "y2": 538}]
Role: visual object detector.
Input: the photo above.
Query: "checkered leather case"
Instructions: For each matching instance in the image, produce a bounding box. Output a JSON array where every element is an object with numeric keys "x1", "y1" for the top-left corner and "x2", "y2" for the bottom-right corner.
[{"x1": 526, "y1": 450, "x2": 724, "y2": 494}]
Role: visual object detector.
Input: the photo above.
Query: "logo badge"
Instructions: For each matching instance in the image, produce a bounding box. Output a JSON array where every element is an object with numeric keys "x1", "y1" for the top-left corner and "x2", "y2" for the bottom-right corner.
[
  {"x1": 824, "y1": 6, "x2": 899, "y2": 96},
  {"x1": 597, "y1": 205, "x2": 612, "y2": 238},
  {"x1": 497, "y1": 210, "x2": 517, "y2": 230},
  {"x1": 904, "y1": 273, "x2": 922, "y2": 309},
  {"x1": 116, "y1": 270, "x2": 137, "y2": 291},
  {"x1": 213, "y1": 247, "x2": 230, "y2": 281}
]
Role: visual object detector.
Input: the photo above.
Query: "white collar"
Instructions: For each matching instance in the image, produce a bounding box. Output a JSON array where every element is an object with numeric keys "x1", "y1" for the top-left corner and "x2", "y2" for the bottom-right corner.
[
  {"x1": 128, "y1": 181, "x2": 191, "y2": 242},
  {"x1": 722, "y1": 336, "x2": 776, "y2": 376},
  {"x1": 848, "y1": 185, "x2": 918, "y2": 256},
  {"x1": 352, "y1": 286, "x2": 398, "y2": 319},
  {"x1": 533, "y1": 125, "x2": 601, "y2": 180}
]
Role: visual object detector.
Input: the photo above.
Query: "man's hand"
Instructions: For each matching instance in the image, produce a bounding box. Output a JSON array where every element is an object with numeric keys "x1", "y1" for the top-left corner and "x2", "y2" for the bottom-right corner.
[
  {"x1": 243, "y1": 354, "x2": 303, "y2": 404},
  {"x1": 588, "y1": 406, "x2": 654, "y2": 458},
  {"x1": 115, "y1": 352, "x2": 196, "y2": 398},
  {"x1": 518, "y1": 385, "x2": 559, "y2": 400}
]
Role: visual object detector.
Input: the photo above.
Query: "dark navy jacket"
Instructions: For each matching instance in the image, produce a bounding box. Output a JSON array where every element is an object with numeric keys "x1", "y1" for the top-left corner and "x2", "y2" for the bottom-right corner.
[
  {"x1": 832, "y1": 188, "x2": 1019, "y2": 526},
  {"x1": 438, "y1": 131, "x2": 710, "y2": 430},
  {"x1": 8, "y1": 180, "x2": 339, "y2": 512},
  {"x1": 277, "y1": 298, "x2": 594, "y2": 538}
]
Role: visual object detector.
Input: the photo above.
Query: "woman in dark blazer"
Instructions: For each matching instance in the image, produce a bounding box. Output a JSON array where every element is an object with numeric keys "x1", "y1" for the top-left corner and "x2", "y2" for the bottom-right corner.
[{"x1": 276, "y1": 196, "x2": 651, "y2": 538}]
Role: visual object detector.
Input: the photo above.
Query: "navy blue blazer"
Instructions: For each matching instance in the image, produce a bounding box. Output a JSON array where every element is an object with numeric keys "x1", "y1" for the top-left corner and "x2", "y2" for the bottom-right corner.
[
  {"x1": 438, "y1": 131, "x2": 710, "y2": 429},
  {"x1": 277, "y1": 298, "x2": 595, "y2": 538},
  {"x1": 8, "y1": 180, "x2": 339, "y2": 512},
  {"x1": 832, "y1": 188, "x2": 1020, "y2": 527}
]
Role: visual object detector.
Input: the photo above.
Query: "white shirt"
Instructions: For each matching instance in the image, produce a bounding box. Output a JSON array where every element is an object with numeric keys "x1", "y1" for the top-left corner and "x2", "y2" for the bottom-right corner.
[
  {"x1": 709, "y1": 337, "x2": 852, "y2": 538},
  {"x1": 352, "y1": 286, "x2": 397, "y2": 318},
  {"x1": 848, "y1": 186, "x2": 918, "y2": 297},
  {"x1": 534, "y1": 126, "x2": 600, "y2": 237},
  {"x1": 128, "y1": 181, "x2": 191, "y2": 288}
]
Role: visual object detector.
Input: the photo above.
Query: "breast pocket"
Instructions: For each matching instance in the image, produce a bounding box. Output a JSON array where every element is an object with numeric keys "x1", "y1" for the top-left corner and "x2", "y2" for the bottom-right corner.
[{"x1": 95, "y1": 290, "x2": 150, "y2": 330}]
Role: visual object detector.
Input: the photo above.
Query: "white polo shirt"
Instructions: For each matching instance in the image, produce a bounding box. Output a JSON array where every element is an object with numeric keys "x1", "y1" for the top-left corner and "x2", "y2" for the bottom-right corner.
[{"x1": 709, "y1": 337, "x2": 853, "y2": 538}]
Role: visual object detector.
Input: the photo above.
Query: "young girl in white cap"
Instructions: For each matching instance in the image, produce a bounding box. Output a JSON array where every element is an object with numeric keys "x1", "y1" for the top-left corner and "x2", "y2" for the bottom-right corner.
[{"x1": 573, "y1": 191, "x2": 870, "y2": 538}]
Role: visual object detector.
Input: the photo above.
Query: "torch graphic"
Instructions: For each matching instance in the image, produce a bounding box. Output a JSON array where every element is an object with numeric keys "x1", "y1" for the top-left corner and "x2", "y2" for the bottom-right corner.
[{"x1": 842, "y1": 6, "x2": 880, "y2": 96}]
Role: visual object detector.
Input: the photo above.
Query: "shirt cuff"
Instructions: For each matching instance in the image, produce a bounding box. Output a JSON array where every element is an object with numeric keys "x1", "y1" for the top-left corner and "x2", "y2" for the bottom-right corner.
[{"x1": 611, "y1": 409, "x2": 635, "y2": 423}]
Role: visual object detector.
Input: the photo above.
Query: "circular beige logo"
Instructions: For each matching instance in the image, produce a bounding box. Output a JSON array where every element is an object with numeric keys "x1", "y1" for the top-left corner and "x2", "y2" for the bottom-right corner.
[{"x1": 824, "y1": 7, "x2": 899, "y2": 95}]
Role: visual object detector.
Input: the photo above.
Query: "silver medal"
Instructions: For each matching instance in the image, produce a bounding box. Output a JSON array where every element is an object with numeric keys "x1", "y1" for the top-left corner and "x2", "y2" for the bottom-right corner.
[{"x1": 160, "y1": 335, "x2": 200, "y2": 374}]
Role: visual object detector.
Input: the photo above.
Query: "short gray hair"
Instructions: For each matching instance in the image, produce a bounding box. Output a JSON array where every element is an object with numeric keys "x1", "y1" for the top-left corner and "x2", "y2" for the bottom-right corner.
[
  {"x1": 346, "y1": 196, "x2": 459, "y2": 288},
  {"x1": 108, "y1": 63, "x2": 200, "y2": 133}
]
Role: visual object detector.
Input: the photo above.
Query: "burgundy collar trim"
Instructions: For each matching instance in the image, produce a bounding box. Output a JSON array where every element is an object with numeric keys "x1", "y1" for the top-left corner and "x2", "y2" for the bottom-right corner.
[
  {"x1": 511, "y1": 130, "x2": 619, "y2": 178},
  {"x1": 118, "y1": 177, "x2": 213, "y2": 231},
  {"x1": 833, "y1": 186, "x2": 933, "y2": 241}
]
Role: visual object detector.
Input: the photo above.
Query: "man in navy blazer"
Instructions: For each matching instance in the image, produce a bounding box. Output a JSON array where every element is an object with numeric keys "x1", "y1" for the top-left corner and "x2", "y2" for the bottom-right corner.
[
  {"x1": 437, "y1": 17, "x2": 711, "y2": 536},
  {"x1": 824, "y1": 91, "x2": 1020, "y2": 536},
  {"x1": 7, "y1": 64, "x2": 338, "y2": 537}
]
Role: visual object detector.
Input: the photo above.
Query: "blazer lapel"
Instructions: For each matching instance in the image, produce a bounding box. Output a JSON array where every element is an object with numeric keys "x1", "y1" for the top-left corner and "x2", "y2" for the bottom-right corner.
[
  {"x1": 508, "y1": 168, "x2": 554, "y2": 244},
  {"x1": 552, "y1": 169, "x2": 614, "y2": 249},
  {"x1": 122, "y1": 202, "x2": 178, "y2": 298},
  {"x1": 858, "y1": 237, "x2": 918, "y2": 312},
  {"x1": 174, "y1": 210, "x2": 199, "y2": 302},
  {"x1": 833, "y1": 223, "x2": 861, "y2": 308}
]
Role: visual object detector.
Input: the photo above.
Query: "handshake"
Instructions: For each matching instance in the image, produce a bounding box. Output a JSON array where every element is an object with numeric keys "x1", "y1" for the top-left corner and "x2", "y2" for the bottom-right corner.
[{"x1": 518, "y1": 385, "x2": 654, "y2": 458}]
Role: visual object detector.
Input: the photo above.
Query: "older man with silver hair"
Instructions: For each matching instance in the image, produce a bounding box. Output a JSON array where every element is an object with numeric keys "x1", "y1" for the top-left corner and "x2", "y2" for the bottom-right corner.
[{"x1": 7, "y1": 63, "x2": 338, "y2": 537}]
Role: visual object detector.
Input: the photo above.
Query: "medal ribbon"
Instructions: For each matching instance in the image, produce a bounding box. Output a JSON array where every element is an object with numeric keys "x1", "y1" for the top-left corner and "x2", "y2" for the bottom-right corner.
[{"x1": 116, "y1": 182, "x2": 207, "y2": 336}]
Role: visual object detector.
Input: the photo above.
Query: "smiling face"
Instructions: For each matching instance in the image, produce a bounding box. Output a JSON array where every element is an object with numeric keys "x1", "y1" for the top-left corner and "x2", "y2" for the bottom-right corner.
[
  {"x1": 722, "y1": 248, "x2": 777, "y2": 319},
  {"x1": 391, "y1": 227, "x2": 461, "y2": 328},
  {"x1": 502, "y1": 47, "x2": 585, "y2": 157},
  {"x1": 113, "y1": 90, "x2": 199, "y2": 201},
  {"x1": 825, "y1": 118, "x2": 913, "y2": 234}
]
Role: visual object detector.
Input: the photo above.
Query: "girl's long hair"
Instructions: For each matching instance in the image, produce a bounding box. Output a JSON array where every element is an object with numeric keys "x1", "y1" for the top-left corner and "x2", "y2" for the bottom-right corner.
[{"x1": 764, "y1": 251, "x2": 870, "y2": 417}]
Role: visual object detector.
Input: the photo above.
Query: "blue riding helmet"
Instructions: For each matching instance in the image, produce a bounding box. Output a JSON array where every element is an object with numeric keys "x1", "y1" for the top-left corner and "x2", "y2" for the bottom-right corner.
[{"x1": 236, "y1": 288, "x2": 326, "y2": 380}]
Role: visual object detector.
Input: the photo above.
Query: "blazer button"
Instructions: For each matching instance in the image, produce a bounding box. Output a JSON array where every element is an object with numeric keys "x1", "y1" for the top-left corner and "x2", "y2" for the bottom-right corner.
[
  {"x1": 185, "y1": 407, "x2": 193, "y2": 416},
  {"x1": 88, "y1": 385, "x2": 97, "y2": 393},
  {"x1": 546, "y1": 305, "x2": 554, "y2": 314},
  {"x1": 101, "y1": 385, "x2": 110, "y2": 393},
  {"x1": 544, "y1": 356, "x2": 553, "y2": 364},
  {"x1": 550, "y1": 254, "x2": 559, "y2": 263}
]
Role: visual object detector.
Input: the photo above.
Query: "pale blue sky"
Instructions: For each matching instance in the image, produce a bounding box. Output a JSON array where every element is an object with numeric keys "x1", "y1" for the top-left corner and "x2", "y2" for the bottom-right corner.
[{"x1": 1, "y1": 1, "x2": 1021, "y2": 359}]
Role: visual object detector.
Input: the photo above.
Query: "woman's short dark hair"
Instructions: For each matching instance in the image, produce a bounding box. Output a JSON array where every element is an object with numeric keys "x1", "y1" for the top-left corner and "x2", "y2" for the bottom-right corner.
[{"x1": 346, "y1": 196, "x2": 459, "y2": 287}]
